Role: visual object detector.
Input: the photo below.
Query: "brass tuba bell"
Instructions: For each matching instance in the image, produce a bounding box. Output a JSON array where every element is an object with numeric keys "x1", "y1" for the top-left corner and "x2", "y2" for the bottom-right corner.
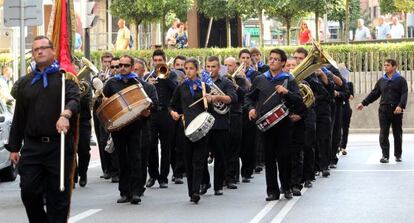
[
  {"x1": 77, "y1": 57, "x2": 99, "y2": 97},
  {"x1": 291, "y1": 40, "x2": 338, "y2": 108}
]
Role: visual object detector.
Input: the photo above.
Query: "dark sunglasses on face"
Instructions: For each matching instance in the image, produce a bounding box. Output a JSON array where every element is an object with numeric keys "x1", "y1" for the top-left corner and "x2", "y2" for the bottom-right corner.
[
  {"x1": 110, "y1": 65, "x2": 119, "y2": 69},
  {"x1": 119, "y1": 63, "x2": 131, "y2": 68}
]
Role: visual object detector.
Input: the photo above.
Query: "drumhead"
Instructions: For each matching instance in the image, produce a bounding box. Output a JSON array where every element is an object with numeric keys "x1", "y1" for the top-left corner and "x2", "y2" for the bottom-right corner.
[
  {"x1": 185, "y1": 112, "x2": 210, "y2": 136},
  {"x1": 108, "y1": 99, "x2": 151, "y2": 131}
]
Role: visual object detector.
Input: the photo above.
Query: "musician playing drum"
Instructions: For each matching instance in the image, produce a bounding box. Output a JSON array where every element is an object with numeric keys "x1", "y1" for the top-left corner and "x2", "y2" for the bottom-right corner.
[
  {"x1": 245, "y1": 49, "x2": 303, "y2": 201},
  {"x1": 169, "y1": 58, "x2": 213, "y2": 204},
  {"x1": 102, "y1": 55, "x2": 158, "y2": 205}
]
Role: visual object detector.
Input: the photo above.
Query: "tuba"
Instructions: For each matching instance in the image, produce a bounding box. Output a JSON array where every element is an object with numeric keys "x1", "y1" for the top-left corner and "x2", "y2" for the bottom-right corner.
[
  {"x1": 291, "y1": 40, "x2": 338, "y2": 108},
  {"x1": 201, "y1": 71, "x2": 230, "y2": 115},
  {"x1": 77, "y1": 57, "x2": 99, "y2": 97}
]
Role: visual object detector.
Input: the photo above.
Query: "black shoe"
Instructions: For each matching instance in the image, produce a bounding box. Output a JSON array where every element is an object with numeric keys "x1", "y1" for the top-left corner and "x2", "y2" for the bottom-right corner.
[
  {"x1": 174, "y1": 177, "x2": 184, "y2": 184},
  {"x1": 329, "y1": 163, "x2": 337, "y2": 169},
  {"x1": 159, "y1": 182, "x2": 168, "y2": 188},
  {"x1": 171, "y1": 176, "x2": 176, "y2": 182},
  {"x1": 395, "y1": 157, "x2": 402, "y2": 162},
  {"x1": 255, "y1": 166, "x2": 263, "y2": 173},
  {"x1": 101, "y1": 172, "x2": 111, "y2": 179},
  {"x1": 117, "y1": 196, "x2": 130, "y2": 203},
  {"x1": 111, "y1": 175, "x2": 119, "y2": 183},
  {"x1": 380, "y1": 157, "x2": 389, "y2": 163},
  {"x1": 341, "y1": 148, "x2": 347, "y2": 155},
  {"x1": 241, "y1": 177, "x2": 251, "y2": 183},
  {"x1": 265, "y1": 194, "x2": 279, "y2": 201},
  {"x1": 227, "y1": 182, "x2": 238, "y2": 189},
  {"x1": 190, "y1": 193, "x2": 200, "y2": 204},
  {"x1": 292, "y1": 187, "x2": 301, "y2": 196},
  {"x1": 146, "y1": 178, "x2": 156, "y2": 187},
  {"x1": 284, "y1": 189, "x2": 293, "y2": 199},
  {"x1": 322, "y1": 170, "x2": 330, "y2": 177},
  {"x1": 130, "y1": 195, "x2": 141, "y2": 204},
  {"x1": 200, "y1": 184, "x2": 211, "y2": 195},
  {"x1": 214, "y1": 190, "x2": 223, "y2": 196},
  {"x1": 79, "y1": 175, "x2": 87, "y2": 187},
  {"x1": 304, "y1": 180, "x2": 313, "y2": 188}
]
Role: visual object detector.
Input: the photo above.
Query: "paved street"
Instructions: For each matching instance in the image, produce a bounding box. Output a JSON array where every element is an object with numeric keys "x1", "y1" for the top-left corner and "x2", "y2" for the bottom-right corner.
[{"x1": 1, "y1": 134, "x2": 413, "y2": 223}]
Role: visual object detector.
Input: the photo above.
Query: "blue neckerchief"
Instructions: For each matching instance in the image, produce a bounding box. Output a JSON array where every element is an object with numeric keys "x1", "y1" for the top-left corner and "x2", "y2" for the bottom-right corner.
[
  {"x1": 183, "y1": 78, "x2": 202, "y2": 96},
  {"x1": 383, "y1": 71, "x2": 400, "y2": 81},
  {"x1": 264, "y1": 70, "x2": 290, "y2": 83},
  {"x1": 114, "y1": 73, "x2": 138, "y2": 81},
  {"x1": 321, "y1": 67, "x2": 330, "y2": 75},
  {"x1": 257, "y1": 61, "x2": 265, "y2": 68},
  {"x1": 200, "y1": 70, "x2": 214, "y2": 86},
  {"x1": 31, "y1": 60, "x2": 60, "y2": 88},
  {"x1": 246, "y1": 67, "x2": 255, "y2": 81}
]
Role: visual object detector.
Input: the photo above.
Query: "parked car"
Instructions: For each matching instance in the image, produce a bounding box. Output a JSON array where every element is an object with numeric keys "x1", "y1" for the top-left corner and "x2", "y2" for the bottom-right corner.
[{"x1": 0, "y1": 100, "x2": 17, "y2": 182}]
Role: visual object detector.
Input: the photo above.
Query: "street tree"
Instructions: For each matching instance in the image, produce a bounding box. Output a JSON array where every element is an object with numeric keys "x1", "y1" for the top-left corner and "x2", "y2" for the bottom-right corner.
[
  {"x1": 266, "y1": 0, "x2": 304, "y2": 45},
  {"x1": 110, "y1": 0, "x2": 159, "y2": 49},
  {"x1": 328, "y1": 0, "x2": 360, "y2": 42},
  {"x1": 380, "y1": 0, "x2": 414, "y2": 37},
  {"x1": 302, "y1": 0, "x2": 343, "y2": 41},
  {"x1": 197, "y1": 0, "x2": 239, "y2": 48},
  {"x1": 235, "y1": 0, "x2": 273, "y2": 47}
]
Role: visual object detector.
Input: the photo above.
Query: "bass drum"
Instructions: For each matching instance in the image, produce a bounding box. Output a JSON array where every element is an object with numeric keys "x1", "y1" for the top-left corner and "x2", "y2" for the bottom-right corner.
[{"x1": 96, "y1": 83, "x2": 152, "y2": 132}]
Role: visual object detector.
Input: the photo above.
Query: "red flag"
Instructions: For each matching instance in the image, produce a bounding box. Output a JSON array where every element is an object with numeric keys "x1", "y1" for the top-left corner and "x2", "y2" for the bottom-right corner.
[{"x1": 57, "y1": 0, "x2": 75, "y2": 74}]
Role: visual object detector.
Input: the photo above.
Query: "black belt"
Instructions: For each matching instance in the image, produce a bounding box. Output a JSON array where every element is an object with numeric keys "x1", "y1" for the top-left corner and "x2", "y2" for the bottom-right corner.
[{"x1": 26, "y1": 135, "x2": 59, "y2": 143}]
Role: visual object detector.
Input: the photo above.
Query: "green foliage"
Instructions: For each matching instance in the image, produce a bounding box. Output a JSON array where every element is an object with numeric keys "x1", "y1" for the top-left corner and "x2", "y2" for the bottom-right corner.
[
  {"x1": 197, "y1": 0, "x2": 238, "y2": 20},
  {"x1": 380, "y1": 0, "x2": 398, "y2": 14},
  {"x1": 328, "y1": 0, "x2": 360, "y2": 26},
  {"x1": 395, "y1": 0, "x2": 414, "y2": 13},
  {"x1": 110, "y1": 0, "x2": 160, "y2": 25}
]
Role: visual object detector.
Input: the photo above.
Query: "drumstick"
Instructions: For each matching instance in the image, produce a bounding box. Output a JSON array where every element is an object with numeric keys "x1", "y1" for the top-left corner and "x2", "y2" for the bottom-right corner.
[
  {"x1": 262, "y1": 91, "x2": 278, "y2": 106},
  {"x1": 188, "y1": 97, "x2": 204, "y2": 108},
  {"x1": 201, "y1": 82, "x2": 208, "y2": 110}
]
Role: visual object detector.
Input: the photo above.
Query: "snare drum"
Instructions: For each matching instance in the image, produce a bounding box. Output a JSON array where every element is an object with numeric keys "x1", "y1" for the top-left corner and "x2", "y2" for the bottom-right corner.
[
  {"x1": 96, "y1": 84, "x2": 152, "y2": 132},
  {"x1": 255, "y1": 104, "x2": 289, "y2": 132},
  {"x1": 184, "y1": 112, "x2": 215, "y2": 142}
]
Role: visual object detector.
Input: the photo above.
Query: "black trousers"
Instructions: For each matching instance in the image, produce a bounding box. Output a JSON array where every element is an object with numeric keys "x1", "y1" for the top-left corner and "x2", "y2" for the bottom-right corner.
[
  {"x1": 19, "y1": 136, "x2": 74, "y2": 223},
  {"x1": 140, "y1": 119, "x2": 151, "y2": 193},
  {"x1": 111, "y1": 121, "x2": 143, "y2": 197},
  {"x1": 262, "y1": 118, "x2": 293, "y2": 196},
  {"x1": 303, "y1": 108, "x2": 316, "y2": 181},
  {"x1": 379, "y1": 105, "x2": 403, "y2": 158},
  {"x1": 202, "y1": 129, "x2": 228, "y2": 190},
  {"x1": 93, "y1": 112, "x2": 118, "y2": 177},
  {"x1": 228, "y1": 113, "x2": 242, "y2": 183},
  {"x1": 331, "y1": 100, "x2": 343, "y2": 165},
  {"x1": 75, "y1": 120, "x2": 91, "y2": 179},
  {"x1": 291, "y1": 119, "x2": 305, "y2": 187},
  {"x1": 148, "y1": 110, "x2": 175, "y2": 183},
  {"x1": 315, "y1": 101, "x2": 331, "y2": 171},
  {"x1": 171, "y1": 119, "x2": 186, "y2": 178},
  {"x1": 340, "y1": 102, "x2": 352, "y2": 149},
  {"x1": 183, "y1": 136, "x2": 208, "y2": 197},
  {"x1": 240, "y1": 110, "x2": 256, "y2": 178}
]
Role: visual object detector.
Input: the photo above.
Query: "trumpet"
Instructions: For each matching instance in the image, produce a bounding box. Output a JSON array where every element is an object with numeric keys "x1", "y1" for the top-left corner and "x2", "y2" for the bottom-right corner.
[{"x1": 144, "y1": 63, "x2": 170, "y2": 82}]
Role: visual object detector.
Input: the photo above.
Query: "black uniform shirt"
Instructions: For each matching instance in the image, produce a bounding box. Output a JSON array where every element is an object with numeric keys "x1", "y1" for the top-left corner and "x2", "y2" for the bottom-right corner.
[
  {"x1": 211, "y1": 76, "x2": 237, "y2": 130},
  {"x1": 305, "y1": 73, "x2": 334, "y2": 105},
  {"x1": 245, "y1": 71, "x2": 302, "y2": 117},
  {"x1": 362, "y1": 72, "x2": 408, "y2": 109},
  {"x1": 169, "y1": 81, "x2": 212, "y2": 126},
  {"x1": 144, "y1": 71, "x2": 178, "y2": 109},
  {"x1": 228, "y1": 76, "x2": 248, "y2": 114},
  {"x1": 6, "y1": 71, "x2": 80, "y2": 152}
]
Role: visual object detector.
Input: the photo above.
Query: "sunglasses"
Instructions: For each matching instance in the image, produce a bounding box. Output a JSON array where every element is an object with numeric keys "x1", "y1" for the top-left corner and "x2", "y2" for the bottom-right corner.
[
  {"x1": 110, "y1": 65, "x2": 119, "y2": 69},
  {"x1": 119, "y1": 63, "x2": 131, "y2": 68}
]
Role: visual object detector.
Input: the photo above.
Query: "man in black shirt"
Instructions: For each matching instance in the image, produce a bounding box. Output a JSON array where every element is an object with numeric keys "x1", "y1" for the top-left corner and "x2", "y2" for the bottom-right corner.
[
  {"x1": 201, "y1": 56, "x2": 237, "y2": 196},
  {"x1": 145, "y1": 50, "x2": 178, "y2": 188},
  {"x1": 103, "y1": 55, "x2": 158, "y2": 204},
  {"x1": 357, "y1": 59, "x2": 408, "y2": 163},
  {"x1": 246, "y1": 49, "x2": 303, "y2": 201},
  {"x1": 6, "y1": 35, "x2": 80, "y2": 223}
]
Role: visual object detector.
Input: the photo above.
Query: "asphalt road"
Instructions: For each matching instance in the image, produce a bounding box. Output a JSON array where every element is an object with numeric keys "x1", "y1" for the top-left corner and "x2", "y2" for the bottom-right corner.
[{"x1": 0, "y1": 134, "x2": 413, "y2": 223}]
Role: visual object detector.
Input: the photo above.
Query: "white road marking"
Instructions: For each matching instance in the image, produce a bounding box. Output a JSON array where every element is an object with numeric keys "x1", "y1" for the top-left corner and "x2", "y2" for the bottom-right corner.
[
  {"x1": 249, "y1": 200, "x2": 279, "y2": 223},
  {"x1": 68, "y1": 209, "x2": 102, "y2": 223},
  {"x1": 270, "y1": 188, "x2": 308, "y2": 223}
]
